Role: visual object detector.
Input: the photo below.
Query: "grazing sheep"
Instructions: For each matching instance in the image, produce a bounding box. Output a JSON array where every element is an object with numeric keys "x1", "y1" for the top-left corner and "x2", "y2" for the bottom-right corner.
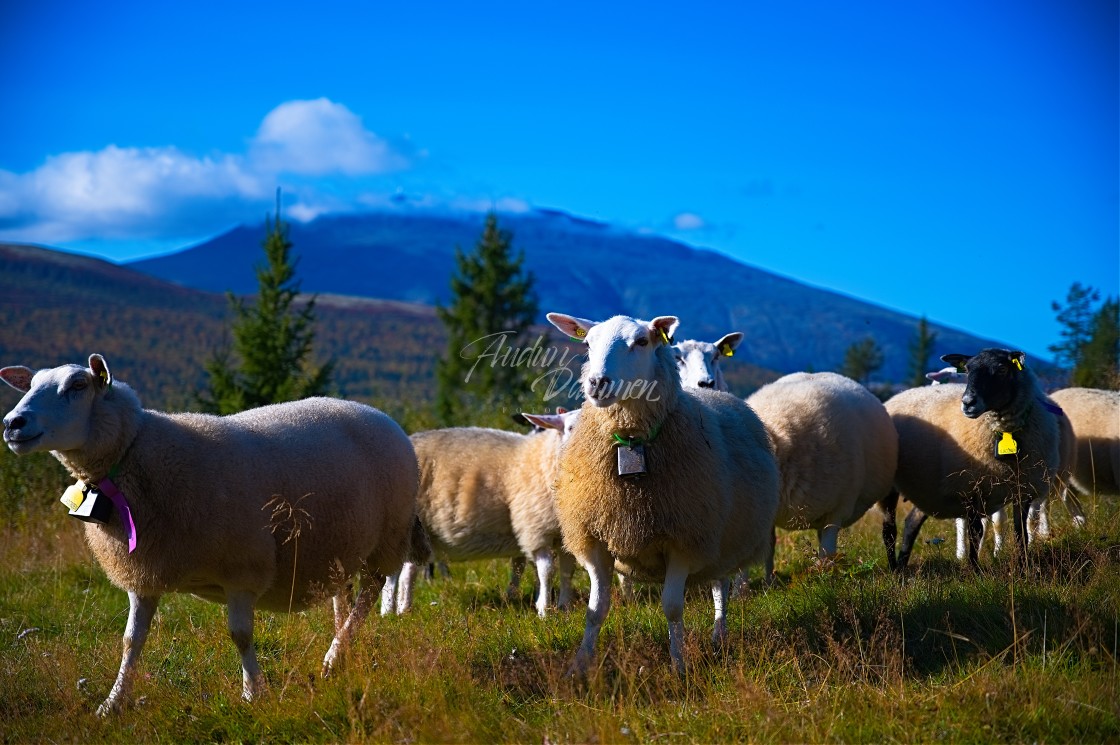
[
  {"x1": 878, "y1": 349, "x2": 1061, "y2": 569},
  {"x1": 385, "y1": 409, "x2": 582, "y2": 618},
  {"x1": 746, "y1": 372, "x2": 897, "y2": 582},
  {"x1": 672, "y1": 332, "x2": 743, "y2": 391},
  {"x1": 546, "y1": 312, "x2": 779, "y2": 674},
  {"x1": 1049, "y1": 387, "x2": 1120, "y2": 498},
  {"x1": 0, "y1": 355, "x2": 419, "y2": 715}
]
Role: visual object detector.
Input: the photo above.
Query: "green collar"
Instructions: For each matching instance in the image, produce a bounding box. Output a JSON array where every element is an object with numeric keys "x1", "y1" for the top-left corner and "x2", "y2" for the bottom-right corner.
[{"x1": 612, "y1": 420, "x2": 664, "y2": 447}]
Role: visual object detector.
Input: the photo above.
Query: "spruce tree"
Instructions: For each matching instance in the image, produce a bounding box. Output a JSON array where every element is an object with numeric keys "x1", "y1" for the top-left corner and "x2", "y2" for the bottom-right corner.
[
  {"x1": 1049, "y1": 282, "x2": 1100, "y2": 371},
  {"x1": 435, "y1": 213, "x2": 539, "y2": 426},
  {"x1": 906, "y1": 315, "x2": 938, "y2": 387},
  {"x1": 1073, "y1": 297, "x2": 1119, "y2": 389},
  {"x1": 840, "y1": 336, "x2": 884, "y2": 385},
  {"x1": 199, "y1": 193, "x2": 334, "y2": 414}
]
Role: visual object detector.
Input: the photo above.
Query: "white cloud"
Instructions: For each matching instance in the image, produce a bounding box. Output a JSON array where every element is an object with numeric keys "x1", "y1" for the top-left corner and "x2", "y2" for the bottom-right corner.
[
  {"x1": 250, "y1": 98, "x2": 408, "y2": 176},
  {"x1": 673, "y1": 212, "x2": 706, "y2": 231},
  {"x1": 0, "y1": 99, "x2": 412, "y2": 246}
]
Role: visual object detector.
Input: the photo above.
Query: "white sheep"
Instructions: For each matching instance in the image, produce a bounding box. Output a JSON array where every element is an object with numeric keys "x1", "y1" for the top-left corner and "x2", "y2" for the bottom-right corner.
[
  {"x1": 879, "y1": 349, "x2": 1061, "y2": 569},
  {"x1": 1050, "y1": 387, "x2": 1119, "y2": 498},
  {"x1": 546, "y1": 312, "x2": 779, "y2": 674},
  {"x1": 382, "y1": 408, "x2": 582, "y2": 618},
  {"x1": 672, "y1": 332, "x2": 743, "y2": 391},
  {"x1": 0, "y1": 355, "x2": 419, "y2": 715},
  {"x1": 746, "y1": 372, "x2": 897, "y2": 582}
]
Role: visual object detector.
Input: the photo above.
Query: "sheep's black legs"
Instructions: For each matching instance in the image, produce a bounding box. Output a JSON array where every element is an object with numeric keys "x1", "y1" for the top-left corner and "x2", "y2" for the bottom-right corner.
[
  {"x1": 1012, "y1": 498, "x2": 1030, "y2": 568},
  {"x1": 878, "y1": 490, "x2": 900, "y2": 570},
  {"x1": 897, "y1": 506, "x2": 929, "y2": 569},
  {"x1": 966, "y1": 511, "x2": 985, "y2": 569},
  {"x1": 98, "y1": 591, "x2": 159, "y2": 716}
]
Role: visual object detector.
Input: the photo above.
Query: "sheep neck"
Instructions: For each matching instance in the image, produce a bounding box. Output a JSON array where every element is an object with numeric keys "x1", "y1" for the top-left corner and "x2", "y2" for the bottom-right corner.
[
  {"x1": 983, "y1": 368, "x2": 1042, "y2": 434},
  {"x1": 55, "y1": 384, "x2": 144, "y2": 486}
]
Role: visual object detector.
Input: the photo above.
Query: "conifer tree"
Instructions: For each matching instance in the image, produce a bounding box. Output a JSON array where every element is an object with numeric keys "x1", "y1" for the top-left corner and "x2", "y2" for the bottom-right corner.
[
  {"x1": 199, "y1": 192, "x2": 334, "y2": 414},
  {"x1": 435, "y1": 213, "x2": 539, "y2": 426},
  {"x1": 906, "y1": 315, "x2": 938, "y2": 387},
  {"x1": 1073, "y1": 297, "x2": 1119, "y2": 389},
  {"x1": 840, "y1": 336, "x2": 884, "y2": 386},
  {"x1": 1049, "y1": 282, "x2": 1100, "y2": 371}
]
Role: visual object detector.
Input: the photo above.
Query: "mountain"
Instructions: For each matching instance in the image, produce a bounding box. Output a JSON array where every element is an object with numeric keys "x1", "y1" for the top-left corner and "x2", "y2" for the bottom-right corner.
[{"x1": 130, "y1": 208, "x2": 1036, "y2": 382}]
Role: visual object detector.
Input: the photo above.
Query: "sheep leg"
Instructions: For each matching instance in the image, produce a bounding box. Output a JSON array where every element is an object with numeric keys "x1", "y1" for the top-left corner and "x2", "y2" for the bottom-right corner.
[
  {"x1": 532, "y1": 549, "x2": 553, "y2": 618},
  {"x1": 397, "y1": 562, "x2": 419, "y2": 614},
  {"x1": 817, "y1": 524, "x2": 840, "y2": 560},
  {"x1": 988, "y1": 510, "x2": 1002, "y2": 554},
  {"x1": 507, "y1": 556, "x2": 526, "y2": 601},
  {"x1": 662, "y1": 555, "x2": 690, "y2": 676},
  {"x1": 711, "y1": 578, "x2": 730, "y2": 648},
  {"x1": 334, "y1": 582, "x2": 353, "y2": 632},
  {"x1": 96, "y1": 591, "x2": 159, "y2": 717},
  {"x1": 954, "y1": 518, "x2": 968, "y2": 561},
  {"x1": 965, "y1": 512, "x2": 985, "y2": 570},
  {"x1": 877, "y1": 490, "x2": 900, "y2": 570},
  {"x1": 225, "y1": 590, "x2": 264, "y2": 702},
  {"x1": 556, "y1": 550, "x2": 576, "y2": 610},
  {"x1": 322, "y1": 573, "x2": 382, "y2": 676},
  {"x1": 1062, "y1": 485, "x2": 1086, "y2": 529},
  {"x1": 1011, "y1": 499, "x2": 1030, "y2": 568},
  {"x1": 896, "y1": 505, "x2": 928, "y2": 569},
  {"x1": 567, "y1": 542, "x2": 613, "y2": 678},
  {"x1": 1029, "y1": 498, "x2": 1049, "y2": 541},
  {"x1": 379, "y1": 571, "x2": 399, "y2": 617},
  {"x1": 616, "y1": 572, "x2": 634, "y2": 602}
]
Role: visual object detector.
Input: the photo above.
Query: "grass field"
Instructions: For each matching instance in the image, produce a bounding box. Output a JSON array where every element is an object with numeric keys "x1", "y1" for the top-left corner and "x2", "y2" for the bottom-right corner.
[{"x1": 1, "y1": 448, "x2": 1118, "y2": 743}]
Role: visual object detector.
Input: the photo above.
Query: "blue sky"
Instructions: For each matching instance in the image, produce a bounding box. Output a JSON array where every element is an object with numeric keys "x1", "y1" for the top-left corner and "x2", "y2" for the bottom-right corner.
[{"x1": 1, "y1": 0, "x2": 1116, "y2": 360}]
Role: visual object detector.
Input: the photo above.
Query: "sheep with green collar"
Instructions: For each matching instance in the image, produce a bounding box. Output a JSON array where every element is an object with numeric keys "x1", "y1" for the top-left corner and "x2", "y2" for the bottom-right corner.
[
  {"x1": 878, "y1": 348, "x2": 1061, "y2": 570},
  {"x1": 1, "y1": 355, "x2": 419, "y2": 716},
  {"x1": 546, "y1": 313, "x2": 779, "y2": 676}
]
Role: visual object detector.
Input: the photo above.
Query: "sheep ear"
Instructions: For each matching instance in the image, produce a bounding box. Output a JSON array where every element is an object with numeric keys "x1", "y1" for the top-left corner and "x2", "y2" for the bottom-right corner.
[
  {"x1": 89, "y1": 354, "x2": 113, "y2": 389},
  {"x1": 940, "y1": 353, "x2": 969, "y2": 372},
  {"x1": 649, "y1": 316, "x2": 680, "y2": 346},
  {"x1": 715, "y1": 332, "x2": 743, "y2": 356},
  {"x1": 547, "y1": 313, "x2": 596, "y2": 342},
  {"x1": 521, "y1": 412, "x2": 565, "y2": 432},
  {"x1": 0, "y1": 366, "x2": 34, "y2": 393}
]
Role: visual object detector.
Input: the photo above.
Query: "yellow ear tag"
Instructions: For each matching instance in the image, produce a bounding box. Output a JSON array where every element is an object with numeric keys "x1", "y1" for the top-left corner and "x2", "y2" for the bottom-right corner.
[
  {"x1": 720, "y1": 344, "x2": 734, "y2": 358},
  {"x1": 658, "y1": 329, "x2": 671, "y2": 345},
  {"x1": 997, "y1": 432, "x2": 1018, "y2": 456},
  {"x1": 574, "y1": 328, "x2": 586, "y2": 338},
  {"x1": 1012, "y1": 358, "x2": 1023, "y2": 371},
  {"x1": 60, "y1": 480, "x2": 87, "y2": 511}
]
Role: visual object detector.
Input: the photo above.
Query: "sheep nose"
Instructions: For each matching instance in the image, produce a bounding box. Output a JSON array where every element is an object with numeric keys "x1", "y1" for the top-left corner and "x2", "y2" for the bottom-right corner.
[
  {"x1": 587, "y1": 376, "x2": 612, "y2": 397},
  {"x1": 698, "y1": 379, "x2": 715, "y2": 389},
  {"x1": 961, "y1": 393, "x2": 976, "y2": 409},
  {"x1": 3, "y1": 413, "x2": 25, "y2": 431}
]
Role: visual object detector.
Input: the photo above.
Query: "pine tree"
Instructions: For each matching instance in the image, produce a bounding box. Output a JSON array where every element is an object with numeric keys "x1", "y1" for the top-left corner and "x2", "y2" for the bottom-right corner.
[
  {"x1": 840, "y1": 336, "x2": 884, "y2": 385},
  {"x1": 1049, "y1": 282, "x2": 1101, "y2": 371},
  {"x1": 434, "y1": 213, "x2": 540, "y2": 426},
  {"x1": 1073, "y1": 297, "x2": 1119, "y2": 389},
  {"x1": 199, "y1": 192, "x2": 334, "y2": 414},
  {"x1": 906, "y1": 315, "x2": 938, "y2": 387}
]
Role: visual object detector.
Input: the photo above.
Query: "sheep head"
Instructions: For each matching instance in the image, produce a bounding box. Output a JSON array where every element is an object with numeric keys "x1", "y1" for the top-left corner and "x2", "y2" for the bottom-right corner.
[
  {"x1": 672, "y1": 332, "x2": 742, "y2": 390},
  {"x1": 547, "y1": 313, "x2": 679, "y2": 408},
  {"x1": 1, "y1": 354, "x2": 114, "y2": 455},
  {"x1": 520, "y1": 408, "x2": 582, "y2": 443},
  {"x1": 940, "y1": 348, "x2": 1027, "y2": 419}
]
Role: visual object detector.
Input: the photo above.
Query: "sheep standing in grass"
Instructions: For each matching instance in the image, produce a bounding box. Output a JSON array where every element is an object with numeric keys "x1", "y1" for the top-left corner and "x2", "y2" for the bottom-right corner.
[
  {"x1": 746, "y1": 372, "x2": 897, "y2": 582},
  {"x1": 1050, "y1": 387, "x2": 1120, "y2": 498},
  {"x1": 384, "y1": 409, "x2": 582, "y2": 618},
  {"x1": 546, "y1": 312, "x2": 779, "y2": 675},
  {"x1": 878, "y1": 349, "x2": 1061, "y2": 569},
  {"x1": 672, "y1": 332, "x2": 743, "y2": 391},
  {"x1": 0, "y1": 355, "x2": 419, "y2": 715}
]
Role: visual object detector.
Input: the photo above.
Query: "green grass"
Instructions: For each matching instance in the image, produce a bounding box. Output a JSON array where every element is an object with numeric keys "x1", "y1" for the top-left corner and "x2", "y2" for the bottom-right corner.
[{"x1": 1, "y1": 448, "x2": 1118, "y2": 743}]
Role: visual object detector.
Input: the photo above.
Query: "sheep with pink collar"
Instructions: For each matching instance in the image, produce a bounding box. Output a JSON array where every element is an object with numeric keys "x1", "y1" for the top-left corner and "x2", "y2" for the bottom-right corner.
[
  {"x1": 1, "y1": 355, "x2": 419, "y2": 716},
  {"x1": 546, "y1": 312, "x2": 779, "y2": 675}
]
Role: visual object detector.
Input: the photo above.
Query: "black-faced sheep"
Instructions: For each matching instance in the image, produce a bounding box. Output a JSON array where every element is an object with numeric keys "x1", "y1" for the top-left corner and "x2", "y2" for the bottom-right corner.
[
  {"x1": 878, "y1": 349, "x2": 1061, "y2": 569},
  {"x1": 1, "y1": 355, "x2": 419, "y2": 715},
  {"x1": 546, "y1": 313, "x2": 779, "y2": 675}
]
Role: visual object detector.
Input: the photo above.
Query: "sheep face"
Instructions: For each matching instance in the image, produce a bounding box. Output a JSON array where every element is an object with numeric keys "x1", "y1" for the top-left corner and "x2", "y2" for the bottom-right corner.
[
  {"x1": 940, "y1": 348, "x2": 1027, "y2": 419},
  {"x1": 547, "y1": 313, "x2": 679, "y2": 407},
  {"x1": 673, "y1": 332, "x2": 742, "y2": 390},
  {"x1": 1, "y1": 356, "x2": 113, "y2": 455}
]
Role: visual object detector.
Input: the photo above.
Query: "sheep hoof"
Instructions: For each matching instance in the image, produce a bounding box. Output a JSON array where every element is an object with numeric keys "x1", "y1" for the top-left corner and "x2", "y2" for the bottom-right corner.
[{"x1": 95, "y1": 698, "x2": 121, "y2": 718}]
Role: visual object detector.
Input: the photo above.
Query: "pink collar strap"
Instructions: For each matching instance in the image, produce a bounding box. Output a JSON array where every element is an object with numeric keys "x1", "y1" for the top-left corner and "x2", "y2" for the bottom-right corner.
[{"x1": 98, "y1": 477, "x2": 137, "y2": 554}]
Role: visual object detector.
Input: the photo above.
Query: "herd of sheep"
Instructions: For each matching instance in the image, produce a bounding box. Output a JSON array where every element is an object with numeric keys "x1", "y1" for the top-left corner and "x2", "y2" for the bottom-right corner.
[{"x1": 2, "y1": 312, "x2": 1117, "y2": 715}]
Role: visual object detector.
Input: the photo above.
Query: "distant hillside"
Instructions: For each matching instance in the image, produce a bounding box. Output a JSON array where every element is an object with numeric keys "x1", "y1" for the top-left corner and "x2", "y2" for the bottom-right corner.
[
  {"x1": 129, "y1": 209, "x2": 1033, "y2": 382},
  {"x1": 0, "y1": 243, "x2": 781, "y2": 418}
]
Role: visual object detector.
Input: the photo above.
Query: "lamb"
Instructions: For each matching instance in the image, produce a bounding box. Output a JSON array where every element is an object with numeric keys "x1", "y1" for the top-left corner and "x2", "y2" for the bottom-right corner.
[
  {"x1": 1049, "y1": 387, "x2": 1120, "y2": 498},
  {"x1": 672, "y1": 332, "x2": 743, "y2": 391},
  {"x1": 0, "y1": 355, "x2": 419, "y2": 715},
  {"x1": 745, "y1": 372, "x2": 897, "y2": 582},
  {"x1": 878, "y1": 349, "x2": 1062, "y2": 569},
  {"x1": 382, "y1": 408, "x2": 582, "y2": 618},
  {"x1": 546, "y1": 312, "x2": 780, "y2": 674}
]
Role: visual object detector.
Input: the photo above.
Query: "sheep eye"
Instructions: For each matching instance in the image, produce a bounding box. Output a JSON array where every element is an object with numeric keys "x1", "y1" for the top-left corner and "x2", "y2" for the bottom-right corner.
[
  {"x1": 635, "y1": 338, "x2": 649, "y2": 347},
  {"x1": 67, "y1": 378, "x2": 88, "y2": 393}
]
